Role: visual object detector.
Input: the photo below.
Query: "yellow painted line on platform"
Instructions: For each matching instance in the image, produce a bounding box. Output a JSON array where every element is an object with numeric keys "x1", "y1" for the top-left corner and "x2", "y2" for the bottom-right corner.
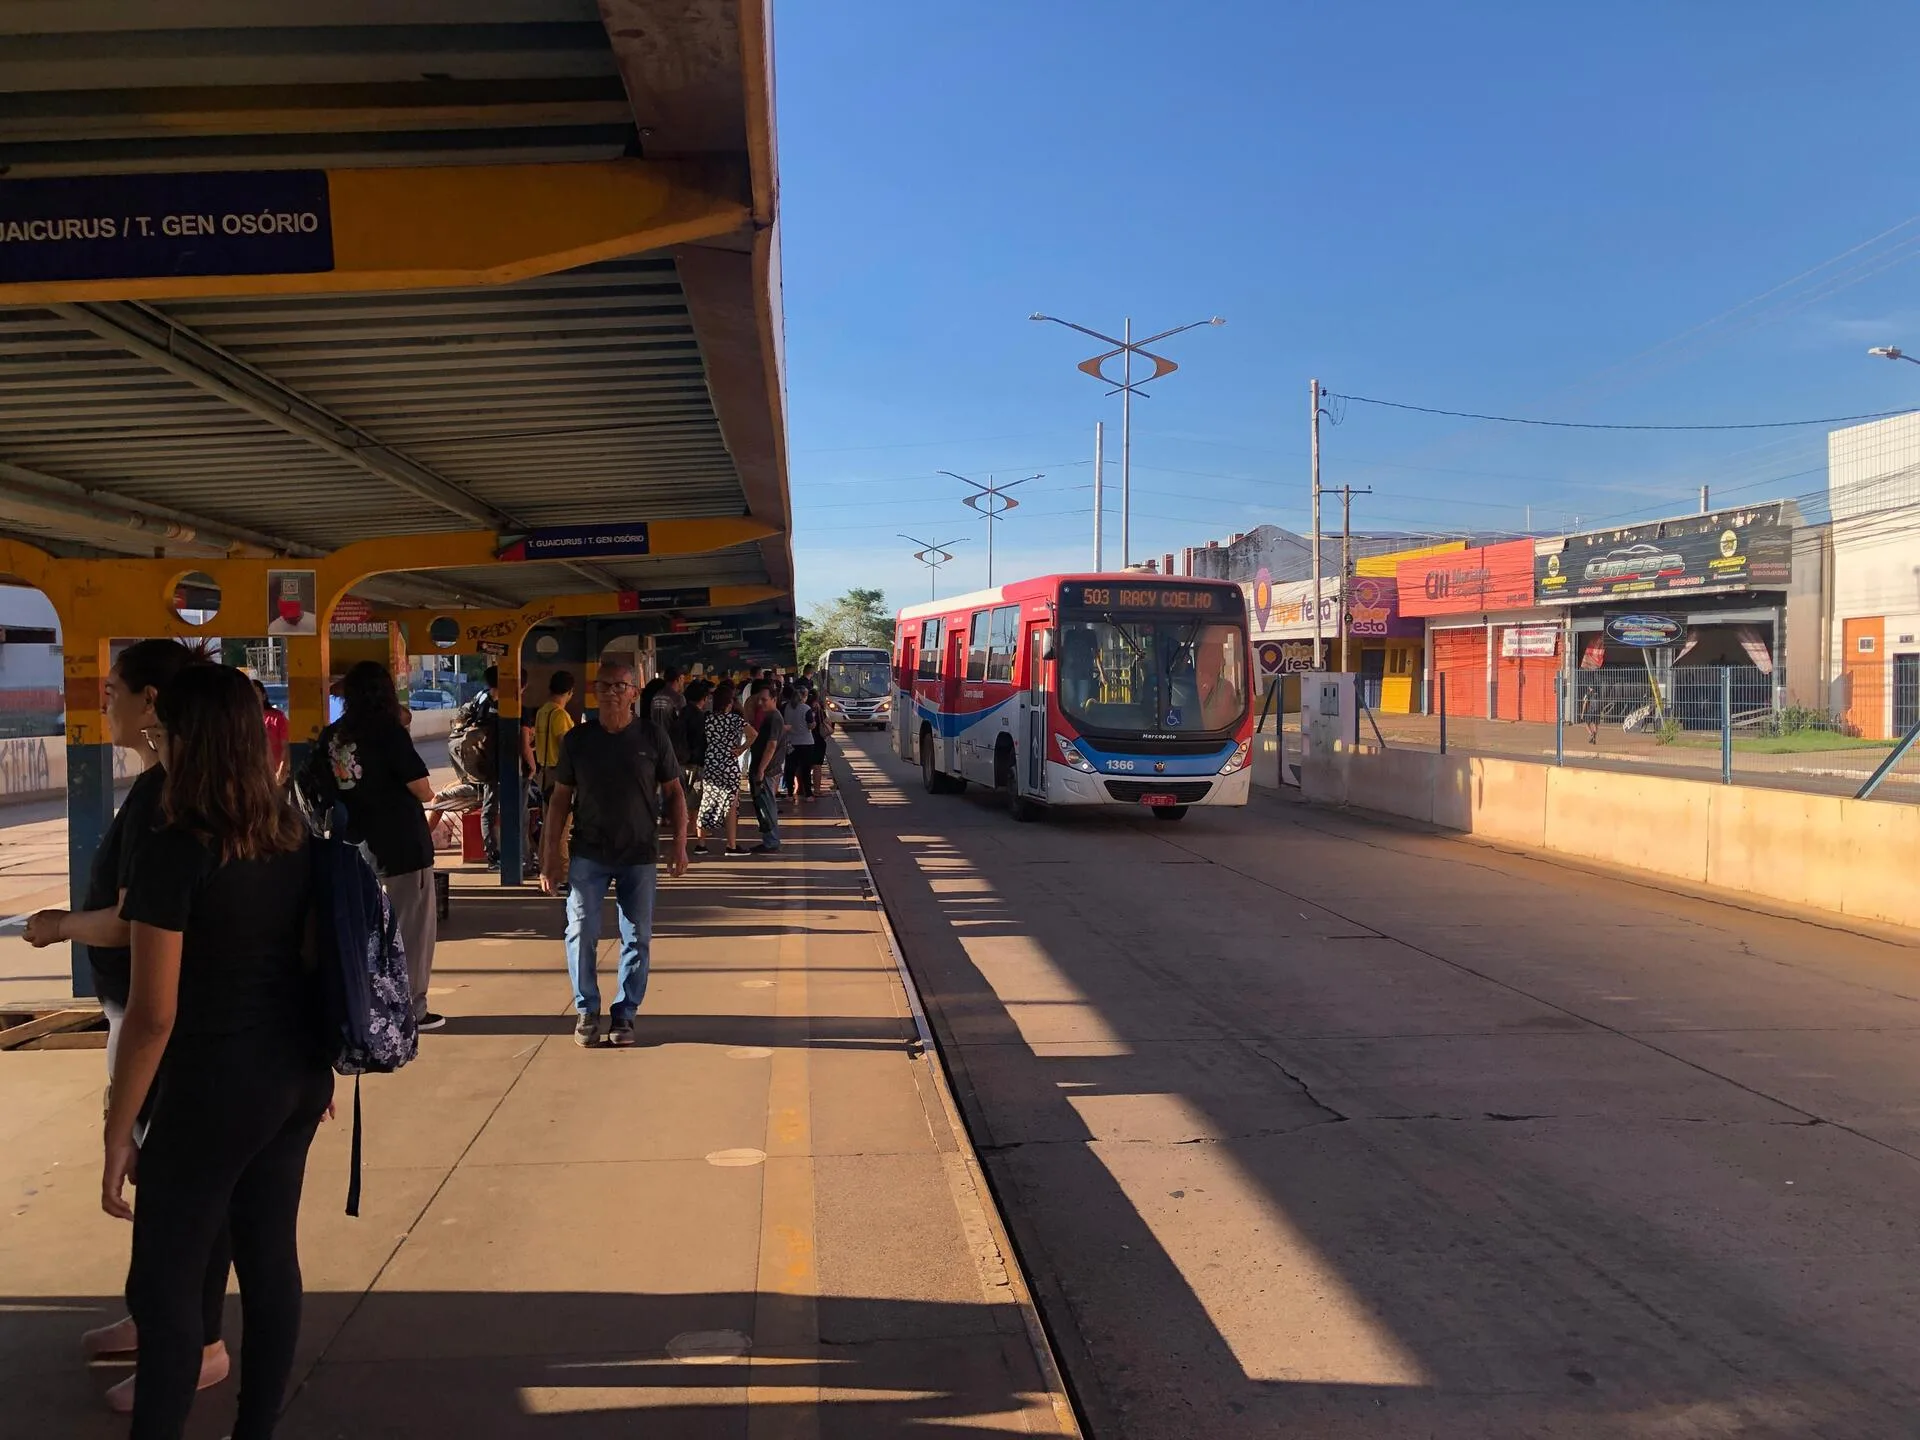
[{"x1": 748, "y1": 850, "x2": 819, "y2": 1440}]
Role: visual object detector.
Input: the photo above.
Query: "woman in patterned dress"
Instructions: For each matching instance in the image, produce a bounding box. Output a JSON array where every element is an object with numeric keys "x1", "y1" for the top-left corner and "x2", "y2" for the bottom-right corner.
[{"x1": 695, "y1": 680, "x2": 754, "y2": 855}]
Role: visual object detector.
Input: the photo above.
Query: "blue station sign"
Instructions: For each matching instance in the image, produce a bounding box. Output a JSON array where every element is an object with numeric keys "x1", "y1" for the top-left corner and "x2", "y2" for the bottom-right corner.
[
  {"x1": 0, "y1": 170, "x2": 334, "y2": 284},
  {"x1": 496, "y1": 525, "x2": 652, "y2": 563}
]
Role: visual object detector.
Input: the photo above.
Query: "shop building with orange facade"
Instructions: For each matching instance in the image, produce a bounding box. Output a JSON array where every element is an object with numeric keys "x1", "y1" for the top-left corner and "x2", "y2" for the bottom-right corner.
[{"x1": 1396, "y1": 540, "x2": 1562, "y2": 721}]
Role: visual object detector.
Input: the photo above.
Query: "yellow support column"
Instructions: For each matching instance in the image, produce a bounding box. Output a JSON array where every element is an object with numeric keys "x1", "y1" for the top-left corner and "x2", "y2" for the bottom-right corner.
[
  {"x1": 496, "y1": 641, "x2": 527, "y2": 886},
  {"x1": 61, "y1": 631, "x2": 113, "y2": 998}
]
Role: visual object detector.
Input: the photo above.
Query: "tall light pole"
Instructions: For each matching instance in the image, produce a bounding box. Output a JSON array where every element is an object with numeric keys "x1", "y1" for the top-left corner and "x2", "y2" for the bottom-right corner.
[
  {"x1": 1031, "y1": 312, "x2": 1225, "y2": 568},
  {"x1": 1092, "y1": 420, "x2": 1105, "y2": 571},
  {"x1": 899, "y1": 533, "x2": 964, "y2": 601},
  {"x1": 1310, "y1": 378, "x2": 1323, "y2": 665},
  {"x1": 941, "y1": 471, "x2": 1040, "y2": 587},
  {"x1": 1869, "y1": 345, "x2": 1920, "y2": 365}
]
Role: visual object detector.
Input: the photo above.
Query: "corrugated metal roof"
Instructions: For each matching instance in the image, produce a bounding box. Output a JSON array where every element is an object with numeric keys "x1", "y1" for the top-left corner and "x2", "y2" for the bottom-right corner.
[
  {"x1": 0, "y1": 1, "x2": 789, "y2": 632},
  {"x1": 0, "y1": 3, "x2": 636, "y2": 177},
  {"x1": 0, "y1": 253, "x2": 767, "y2": 599}
]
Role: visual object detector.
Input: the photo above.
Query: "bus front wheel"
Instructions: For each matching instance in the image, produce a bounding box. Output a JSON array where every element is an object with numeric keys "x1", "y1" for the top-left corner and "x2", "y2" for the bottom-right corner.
[{"x1": 1151, "y1": 805, "x2": 1188, "y2": 823}]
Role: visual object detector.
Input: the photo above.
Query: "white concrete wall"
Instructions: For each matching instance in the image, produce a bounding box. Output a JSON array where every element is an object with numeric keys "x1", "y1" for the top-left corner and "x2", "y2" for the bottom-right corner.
[{"x1": 1302, "y1": 744, "x2": 1919, "y2": 931}]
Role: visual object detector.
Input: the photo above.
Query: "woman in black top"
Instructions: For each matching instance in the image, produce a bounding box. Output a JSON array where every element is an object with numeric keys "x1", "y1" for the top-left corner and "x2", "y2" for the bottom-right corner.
[
  {"x1": 22, "y1": 640, "x2": 237, "y2": 1407},
  {"x1": 108, "y1": 663, "x2": 329, "y2": 1440},
  {"x1": 322, "y1": 662, "x2": 441, "y2": 1029}
]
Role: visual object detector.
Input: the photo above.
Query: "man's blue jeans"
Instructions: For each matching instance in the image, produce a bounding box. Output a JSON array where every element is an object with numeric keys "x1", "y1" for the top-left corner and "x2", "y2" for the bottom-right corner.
[
  {"x1": 752, "y1": 775, "x2": 782, "y2": 849},
  {"x1": 565, "y1": 854, "x2": 657, "y2": 1019}
]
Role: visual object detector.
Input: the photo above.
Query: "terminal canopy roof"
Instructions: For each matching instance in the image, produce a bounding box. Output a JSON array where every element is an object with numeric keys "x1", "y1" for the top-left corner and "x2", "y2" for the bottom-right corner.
[{"x1": 0, "y1": 1, "x2": 790, "y2": 630}]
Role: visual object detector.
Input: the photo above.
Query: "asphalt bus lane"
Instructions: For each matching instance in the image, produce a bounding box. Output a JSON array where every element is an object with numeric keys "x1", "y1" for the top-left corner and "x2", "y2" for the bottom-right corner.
[{"x1": 831, "y1": 730, "x2": 1920, "y2": 1440}]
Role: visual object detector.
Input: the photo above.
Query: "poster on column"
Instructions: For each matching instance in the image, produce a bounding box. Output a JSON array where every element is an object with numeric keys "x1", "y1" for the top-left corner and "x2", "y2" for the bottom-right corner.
[{"x1": 267, "y1": 570, "x2": 317, "y2": 636}]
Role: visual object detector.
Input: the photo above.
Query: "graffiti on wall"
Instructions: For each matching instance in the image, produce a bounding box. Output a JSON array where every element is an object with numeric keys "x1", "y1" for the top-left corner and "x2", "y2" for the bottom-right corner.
[{"x1": 0, "y1": 737, "x2": 51, "y2": 797}]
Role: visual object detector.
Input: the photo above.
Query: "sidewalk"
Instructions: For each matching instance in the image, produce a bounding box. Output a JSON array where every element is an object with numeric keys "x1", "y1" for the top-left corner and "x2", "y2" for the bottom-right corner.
[{"x1": 0, "y1": 799, "x2": 1071, "y2": 1436}]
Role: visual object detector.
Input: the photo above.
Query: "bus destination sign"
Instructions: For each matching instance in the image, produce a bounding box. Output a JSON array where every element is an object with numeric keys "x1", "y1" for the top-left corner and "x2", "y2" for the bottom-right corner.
[{"x1": 1060, "y1": 582, "x2": 1241, "y2": 615}]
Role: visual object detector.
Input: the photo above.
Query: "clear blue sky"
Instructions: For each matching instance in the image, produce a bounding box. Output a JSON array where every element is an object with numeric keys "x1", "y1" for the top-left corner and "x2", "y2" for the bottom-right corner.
[{"x1": 776, "y1": 1, "x2": 1920, "y2": 613}]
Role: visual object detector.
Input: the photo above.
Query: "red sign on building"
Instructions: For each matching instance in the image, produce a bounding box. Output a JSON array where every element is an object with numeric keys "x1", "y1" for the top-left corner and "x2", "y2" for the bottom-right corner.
[{"x1": 1397, "y1": 540, "x2": 1538, "y2": 616}]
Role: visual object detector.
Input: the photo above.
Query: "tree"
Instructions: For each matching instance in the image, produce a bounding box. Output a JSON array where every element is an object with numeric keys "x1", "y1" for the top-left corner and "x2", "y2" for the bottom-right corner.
[{"x1": 798, "y1": 587, "x2": 893, "y2": 673}]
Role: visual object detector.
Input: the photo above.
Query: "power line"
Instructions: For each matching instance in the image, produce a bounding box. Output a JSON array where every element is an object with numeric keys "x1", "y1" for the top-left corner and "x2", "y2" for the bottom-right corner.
[{"x1": 1327, "y1": 393, "x2": 1919, "y2": 432}]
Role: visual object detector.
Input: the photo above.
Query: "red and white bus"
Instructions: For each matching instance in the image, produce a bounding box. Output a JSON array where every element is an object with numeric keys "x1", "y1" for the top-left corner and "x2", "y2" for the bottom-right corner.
[{"x1": 893, "y1": 573, "x2": 1254, "y2": 821}]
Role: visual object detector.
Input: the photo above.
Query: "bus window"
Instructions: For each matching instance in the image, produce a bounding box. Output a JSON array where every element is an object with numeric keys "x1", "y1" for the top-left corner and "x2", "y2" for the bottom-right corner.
[
  {"x1": 986, "y1": 605, "x2": 1018, "y2": 682},
  {"x1": 967, "y1": 612, "x2": 990, "y2": 680},
  {"x1": 918, "y1": 619, "x2": 942, "y2": 677}
]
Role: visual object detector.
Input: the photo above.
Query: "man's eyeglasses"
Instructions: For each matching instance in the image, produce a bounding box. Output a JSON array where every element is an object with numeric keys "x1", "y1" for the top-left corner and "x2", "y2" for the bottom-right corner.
[{"x1": 594, "y1": 679, "x2": 635, "y2": 693}]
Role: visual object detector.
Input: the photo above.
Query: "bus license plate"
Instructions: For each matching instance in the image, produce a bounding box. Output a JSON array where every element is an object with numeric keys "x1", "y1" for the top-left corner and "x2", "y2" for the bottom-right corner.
[{"x1": 1139, "y1": 792, "x2": 1178, "y2": 807}]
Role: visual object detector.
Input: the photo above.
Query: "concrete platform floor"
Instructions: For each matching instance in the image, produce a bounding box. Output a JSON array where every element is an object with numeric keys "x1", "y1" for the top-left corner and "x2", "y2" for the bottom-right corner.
[{"x1": 0, "y1": 797, "x2": 1070, "y2": 1436}]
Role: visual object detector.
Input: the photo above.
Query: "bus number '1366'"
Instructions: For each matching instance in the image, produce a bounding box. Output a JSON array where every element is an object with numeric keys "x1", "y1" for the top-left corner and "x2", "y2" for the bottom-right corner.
[{"x1": 1106, "y1": 760, "x2": 1134, "y2": 771}]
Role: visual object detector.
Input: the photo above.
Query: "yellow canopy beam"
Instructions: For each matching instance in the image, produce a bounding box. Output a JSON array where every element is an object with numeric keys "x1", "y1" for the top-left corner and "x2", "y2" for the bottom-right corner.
[{"x1": 0, "y1": 157, "x2": 751, "y2": 304}]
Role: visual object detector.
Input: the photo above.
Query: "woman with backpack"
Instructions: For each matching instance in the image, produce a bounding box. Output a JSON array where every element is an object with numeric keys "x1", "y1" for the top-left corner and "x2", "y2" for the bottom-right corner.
[
  {"x1": 107, "y1": 662, "x2": 332, "y2": 1439},
  {"x1": 23, "y1": 640, "x2": 237, "y2": 1413},
  {"x1": 320, "y1": 662, "x2": 441, "y2": 1031}
]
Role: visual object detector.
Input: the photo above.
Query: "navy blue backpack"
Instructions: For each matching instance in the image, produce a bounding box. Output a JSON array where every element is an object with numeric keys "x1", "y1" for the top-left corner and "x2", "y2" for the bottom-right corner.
[{"x1": 312, "y1": 834, "x2": 418, "y2": 1215}]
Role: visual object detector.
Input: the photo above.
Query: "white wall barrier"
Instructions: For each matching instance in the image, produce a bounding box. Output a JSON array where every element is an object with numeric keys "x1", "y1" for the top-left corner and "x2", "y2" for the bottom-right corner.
[{"x1": 1299, "y1": 744, "x2": 1919, "y2": 932}]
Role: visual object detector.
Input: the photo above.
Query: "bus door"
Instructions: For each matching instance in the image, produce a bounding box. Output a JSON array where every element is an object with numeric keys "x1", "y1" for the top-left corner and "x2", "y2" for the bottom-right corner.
[
  {"x1": 1025, "y1": 623, "x2": 1051, "y2": 796},
  {"x1": 896, "y1": 635, "x2": 916, "y2": 758},
  {"x1": 942, "y1": 624, "x2": 966, "y2": 774}
]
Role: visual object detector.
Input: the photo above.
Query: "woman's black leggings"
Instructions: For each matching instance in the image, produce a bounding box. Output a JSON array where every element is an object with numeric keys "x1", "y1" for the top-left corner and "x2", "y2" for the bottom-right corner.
[{"x1": 127, "y1": 1033, "x2": 333, "y2": 1439}]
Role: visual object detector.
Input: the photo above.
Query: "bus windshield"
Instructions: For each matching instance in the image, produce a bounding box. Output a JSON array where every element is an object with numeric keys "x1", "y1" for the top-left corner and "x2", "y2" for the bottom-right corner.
[
  {"x1": 1057, "y1": 617, "x2": 1248, "y2": 736},
  {"x1": 827, "y1": 658, "x2": 892, "y2": 701}
]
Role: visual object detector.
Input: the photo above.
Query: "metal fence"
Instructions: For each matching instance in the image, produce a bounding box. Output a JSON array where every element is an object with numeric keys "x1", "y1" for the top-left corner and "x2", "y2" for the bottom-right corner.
[{"x1": 1352, "y1": 663, "x2": 1920, "y2": 803}]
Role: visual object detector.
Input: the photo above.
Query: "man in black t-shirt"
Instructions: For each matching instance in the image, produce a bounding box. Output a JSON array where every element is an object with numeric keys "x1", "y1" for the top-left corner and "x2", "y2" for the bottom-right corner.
[{"x1": 539, "y1": 659, "x2": 687, "y2": 1049}]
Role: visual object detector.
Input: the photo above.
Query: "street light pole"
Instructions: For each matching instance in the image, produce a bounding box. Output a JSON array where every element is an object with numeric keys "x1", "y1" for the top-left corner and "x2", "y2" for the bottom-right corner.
[
  {"x1": 1031, "y1": 311, "x2": 1225, "y2": 569},
  {"x1": 942, "y1": 471, "x2": 1040, "y2": 588},
  {"x1": 899, "y1": 533, "x2": 964, "y2": 601},
  {"x1": 1092, "y1": 420, "x2": 1105, "y2": 570},
  {"x1": 1869, "y1": 345, "x2": 1920, "y2": 366}
]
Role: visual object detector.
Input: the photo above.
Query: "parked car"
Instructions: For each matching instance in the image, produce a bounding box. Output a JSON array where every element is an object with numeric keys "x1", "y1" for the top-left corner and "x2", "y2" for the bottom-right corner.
[{"x1": 408, "y1": 688, "x2": 458, "y2": 711}]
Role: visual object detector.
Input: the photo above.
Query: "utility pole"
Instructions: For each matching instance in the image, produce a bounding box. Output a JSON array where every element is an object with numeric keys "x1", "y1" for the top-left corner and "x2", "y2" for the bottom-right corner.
[
  {"x1": 1093, "y1": 420, "x2": 1105, "y2": 570},
  {"x1": 1310, "y1": 378, "x2": 1323, "y2": 667},
  {"x1": 1329, "y1": 483, "x2": 1372, "y2": 672}
]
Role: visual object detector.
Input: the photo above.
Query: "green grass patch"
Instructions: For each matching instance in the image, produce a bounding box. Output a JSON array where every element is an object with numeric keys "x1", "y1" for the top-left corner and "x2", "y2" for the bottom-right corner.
[{"x1": 1672, "y1": 730, "x2": 1893, "y2": 755}]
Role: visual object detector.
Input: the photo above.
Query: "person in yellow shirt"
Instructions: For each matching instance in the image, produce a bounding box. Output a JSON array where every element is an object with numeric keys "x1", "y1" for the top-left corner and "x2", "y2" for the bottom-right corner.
[{"x1": 533, "y1": 670, "x2": 576, "y2": 799}]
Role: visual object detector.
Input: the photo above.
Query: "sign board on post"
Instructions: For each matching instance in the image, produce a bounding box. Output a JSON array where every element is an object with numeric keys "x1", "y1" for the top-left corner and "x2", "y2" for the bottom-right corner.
[{"x1": 0, "y1": 170, "x2": 334, "y2": 284}]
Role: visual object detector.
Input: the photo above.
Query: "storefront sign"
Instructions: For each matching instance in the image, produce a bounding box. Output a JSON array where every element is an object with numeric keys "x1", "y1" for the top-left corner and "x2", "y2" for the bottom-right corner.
[
  {"x1": 496, "y1": 524, "x2": 650, "y2": 562},
  {"x1": 1604, "y1": 614, "x2": 1686, "y2": 648},
  {"x1": 1251, "y1": 568, "x2": 1273, "y2": 630},
  {"x1": 1256, "y1": 638, "x2": 1327, "y2": 676},
  {"x1": 1501, "y1": 624, "x2": 1559, "y2": 658},
  {"x1": 1536, "y1": 506, "x2": 1792, "y2": 603},
  {"x1": 1398, "y1": 539, "x2": 1538, "y2": 616},
  {"x1": 1248, "y1": 577, "x2": 1417, "y2": 638},
  {"x1": 0, "y1": 170, "x2": 333, "y2": 284}
]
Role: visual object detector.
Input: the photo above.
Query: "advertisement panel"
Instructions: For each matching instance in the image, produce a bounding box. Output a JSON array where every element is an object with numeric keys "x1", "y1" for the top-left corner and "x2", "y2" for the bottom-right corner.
[
  {"x1": 1501, "y1": 625, "x2": 1560, "y2": 658},
  {"x1": 1397, "y1": 539, "x2": 1538, "y2": 617},
  {"x1": 1241, "y1": 576, "x2": 1419, "y2": 638},
  {"x1": 1535, "y1": 505, "x2": 1793, "y2": 604}
]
